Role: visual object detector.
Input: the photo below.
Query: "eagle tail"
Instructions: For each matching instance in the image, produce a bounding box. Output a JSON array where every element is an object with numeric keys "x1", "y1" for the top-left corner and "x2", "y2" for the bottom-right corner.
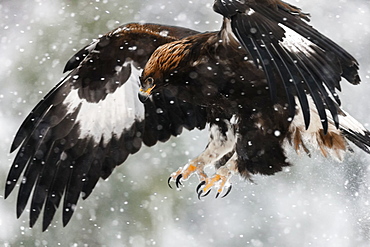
[
  {"x1": 290, "y1": 96, "x2": 370, "y2": 161},
  {"x1": 338, "y1": 110, "x2": 370, "y2": 154}
]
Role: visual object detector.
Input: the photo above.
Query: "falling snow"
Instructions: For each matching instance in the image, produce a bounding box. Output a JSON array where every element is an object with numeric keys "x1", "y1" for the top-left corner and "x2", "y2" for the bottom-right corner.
[{"x1": 0, "y1": 0, "x2": 370, "y2": 246}]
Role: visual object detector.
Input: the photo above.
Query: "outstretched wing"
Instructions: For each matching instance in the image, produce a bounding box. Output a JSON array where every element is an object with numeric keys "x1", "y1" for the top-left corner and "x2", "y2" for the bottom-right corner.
[
  {"x1": 214, "y1": 0, "x2": 360, "y2": 132},
  {"x1": 6, "y1": 23, "x2": 206, "y2": 231}
]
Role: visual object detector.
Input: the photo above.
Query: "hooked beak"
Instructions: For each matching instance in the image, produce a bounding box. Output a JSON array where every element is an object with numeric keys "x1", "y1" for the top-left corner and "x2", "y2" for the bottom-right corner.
[
  {"x1": 139, "y1": 84, "x2": 156, "y2": 102},
  {"x1": 139, "y1": 76, "x2": 156, "y2": 102},
  {"x1": 139, "y1": 85, "x2": 156, "y2": 95}
]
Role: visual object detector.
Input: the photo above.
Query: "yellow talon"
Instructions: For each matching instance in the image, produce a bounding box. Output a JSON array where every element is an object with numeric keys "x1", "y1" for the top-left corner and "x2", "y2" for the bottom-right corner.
[
  {"x1": 202, "y1": 174, "x2": 222, "y2": 192},
  {"x1": 168, "y1": 162, "x2": 208, "y2": 189}
]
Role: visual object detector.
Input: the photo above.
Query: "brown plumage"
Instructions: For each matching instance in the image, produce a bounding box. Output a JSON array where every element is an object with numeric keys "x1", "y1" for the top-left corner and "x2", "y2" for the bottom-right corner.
[
  {"x1": 5, "y1": 0, "x2": 370, "y2": 231},
  {"x1": 140, "y1": 0, "x2": 368, "y2": 191}
]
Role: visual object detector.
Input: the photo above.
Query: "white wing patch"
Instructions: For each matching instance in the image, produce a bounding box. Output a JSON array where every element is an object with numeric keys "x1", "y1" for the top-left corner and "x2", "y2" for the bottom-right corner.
[
  {"x1": 63, "y1": 63, "x2": 144, "y2": 146},
  {"x1": 278, "y1": 23, "x2": 319, "y2": 56}
]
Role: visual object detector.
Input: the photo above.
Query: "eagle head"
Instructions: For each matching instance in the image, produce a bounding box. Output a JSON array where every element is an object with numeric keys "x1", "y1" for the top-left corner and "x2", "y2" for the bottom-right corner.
[{"x1": 139, "y1": 40, "x2": 193, "y2": 97}]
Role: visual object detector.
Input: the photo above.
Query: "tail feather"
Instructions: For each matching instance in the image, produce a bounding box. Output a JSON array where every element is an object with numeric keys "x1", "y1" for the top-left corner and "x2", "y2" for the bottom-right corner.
[
  {"x1": 337, "y1": 109, "x2": 370, "y2": 154},
  {"x1": 289, "y1": 96, "x2": 370, "y2": 160},
  {"x1": 341, "y1": 127, "x2": 370, "y2": 154}
]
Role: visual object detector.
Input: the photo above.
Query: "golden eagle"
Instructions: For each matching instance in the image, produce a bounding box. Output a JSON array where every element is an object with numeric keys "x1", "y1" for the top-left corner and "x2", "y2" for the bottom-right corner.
[{"x1": 6, "y1": 0, "x2": 370, "y2": 231}]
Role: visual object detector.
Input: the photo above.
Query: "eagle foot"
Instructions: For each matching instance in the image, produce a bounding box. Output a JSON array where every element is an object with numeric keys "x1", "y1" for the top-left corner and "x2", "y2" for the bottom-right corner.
[
  {"x1": 196, "y1": 166, "x2": 233, "y2": 199},
  {"x1": 168, "y1": 163, "x2": 207, "y2": 189}
]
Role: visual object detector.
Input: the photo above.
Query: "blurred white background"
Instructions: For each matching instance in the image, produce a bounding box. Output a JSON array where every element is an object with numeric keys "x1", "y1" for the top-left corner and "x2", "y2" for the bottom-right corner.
[{"x1": 1, "y1": 0, "x2": 370, "y2": 246}]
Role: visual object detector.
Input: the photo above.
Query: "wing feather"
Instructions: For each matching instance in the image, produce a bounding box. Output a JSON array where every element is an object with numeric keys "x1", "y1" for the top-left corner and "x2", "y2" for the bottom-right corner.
[
  {"x1": 42, "y1": 154, "x2": 73, "y2": 231},
  {"x1": 6, "y1": 23, "x2": 207, "y2": 230},
  {"x1": 215, "y1": 0, "x2": 360, "y2": 132}
]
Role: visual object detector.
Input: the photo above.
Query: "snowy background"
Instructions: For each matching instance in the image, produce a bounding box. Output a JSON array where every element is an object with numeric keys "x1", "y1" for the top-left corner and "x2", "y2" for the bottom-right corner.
[{"x1": 1, "y1": 0, "x2": 370, "y2": 246}]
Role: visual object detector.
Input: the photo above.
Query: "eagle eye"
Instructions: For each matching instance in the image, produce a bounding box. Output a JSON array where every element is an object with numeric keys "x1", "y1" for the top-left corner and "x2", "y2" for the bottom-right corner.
[{"x1": 146, "y1": 77, "x2": 154, "y2": 85}]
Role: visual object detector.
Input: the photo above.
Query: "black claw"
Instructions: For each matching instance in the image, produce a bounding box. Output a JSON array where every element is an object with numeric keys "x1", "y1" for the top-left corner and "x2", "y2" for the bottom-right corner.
[
  {"x1": 197, "y1": 190, "x2": 203, "y2": 200},
  {"x1": 175, "y1": 174, "x2": 183, "y2": 188},
  {"x1": 198, "y1": 187, "x2": 211, "y2": 199},
  {"x1": 168, "y1": 177, "x2": 173, "y2": 189},
  {"x1": 215, "y1": 192, "x2": 220, "y2": 198},
  {"x1": 202, "y1": 189, "x2": 211, "y2": 197},
  {"x1": 196, "y1": 181, "x2": 206, "y2": 194},
  {"x1": 221, "y1": 184, "x2": 232, "y2": 198}
]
